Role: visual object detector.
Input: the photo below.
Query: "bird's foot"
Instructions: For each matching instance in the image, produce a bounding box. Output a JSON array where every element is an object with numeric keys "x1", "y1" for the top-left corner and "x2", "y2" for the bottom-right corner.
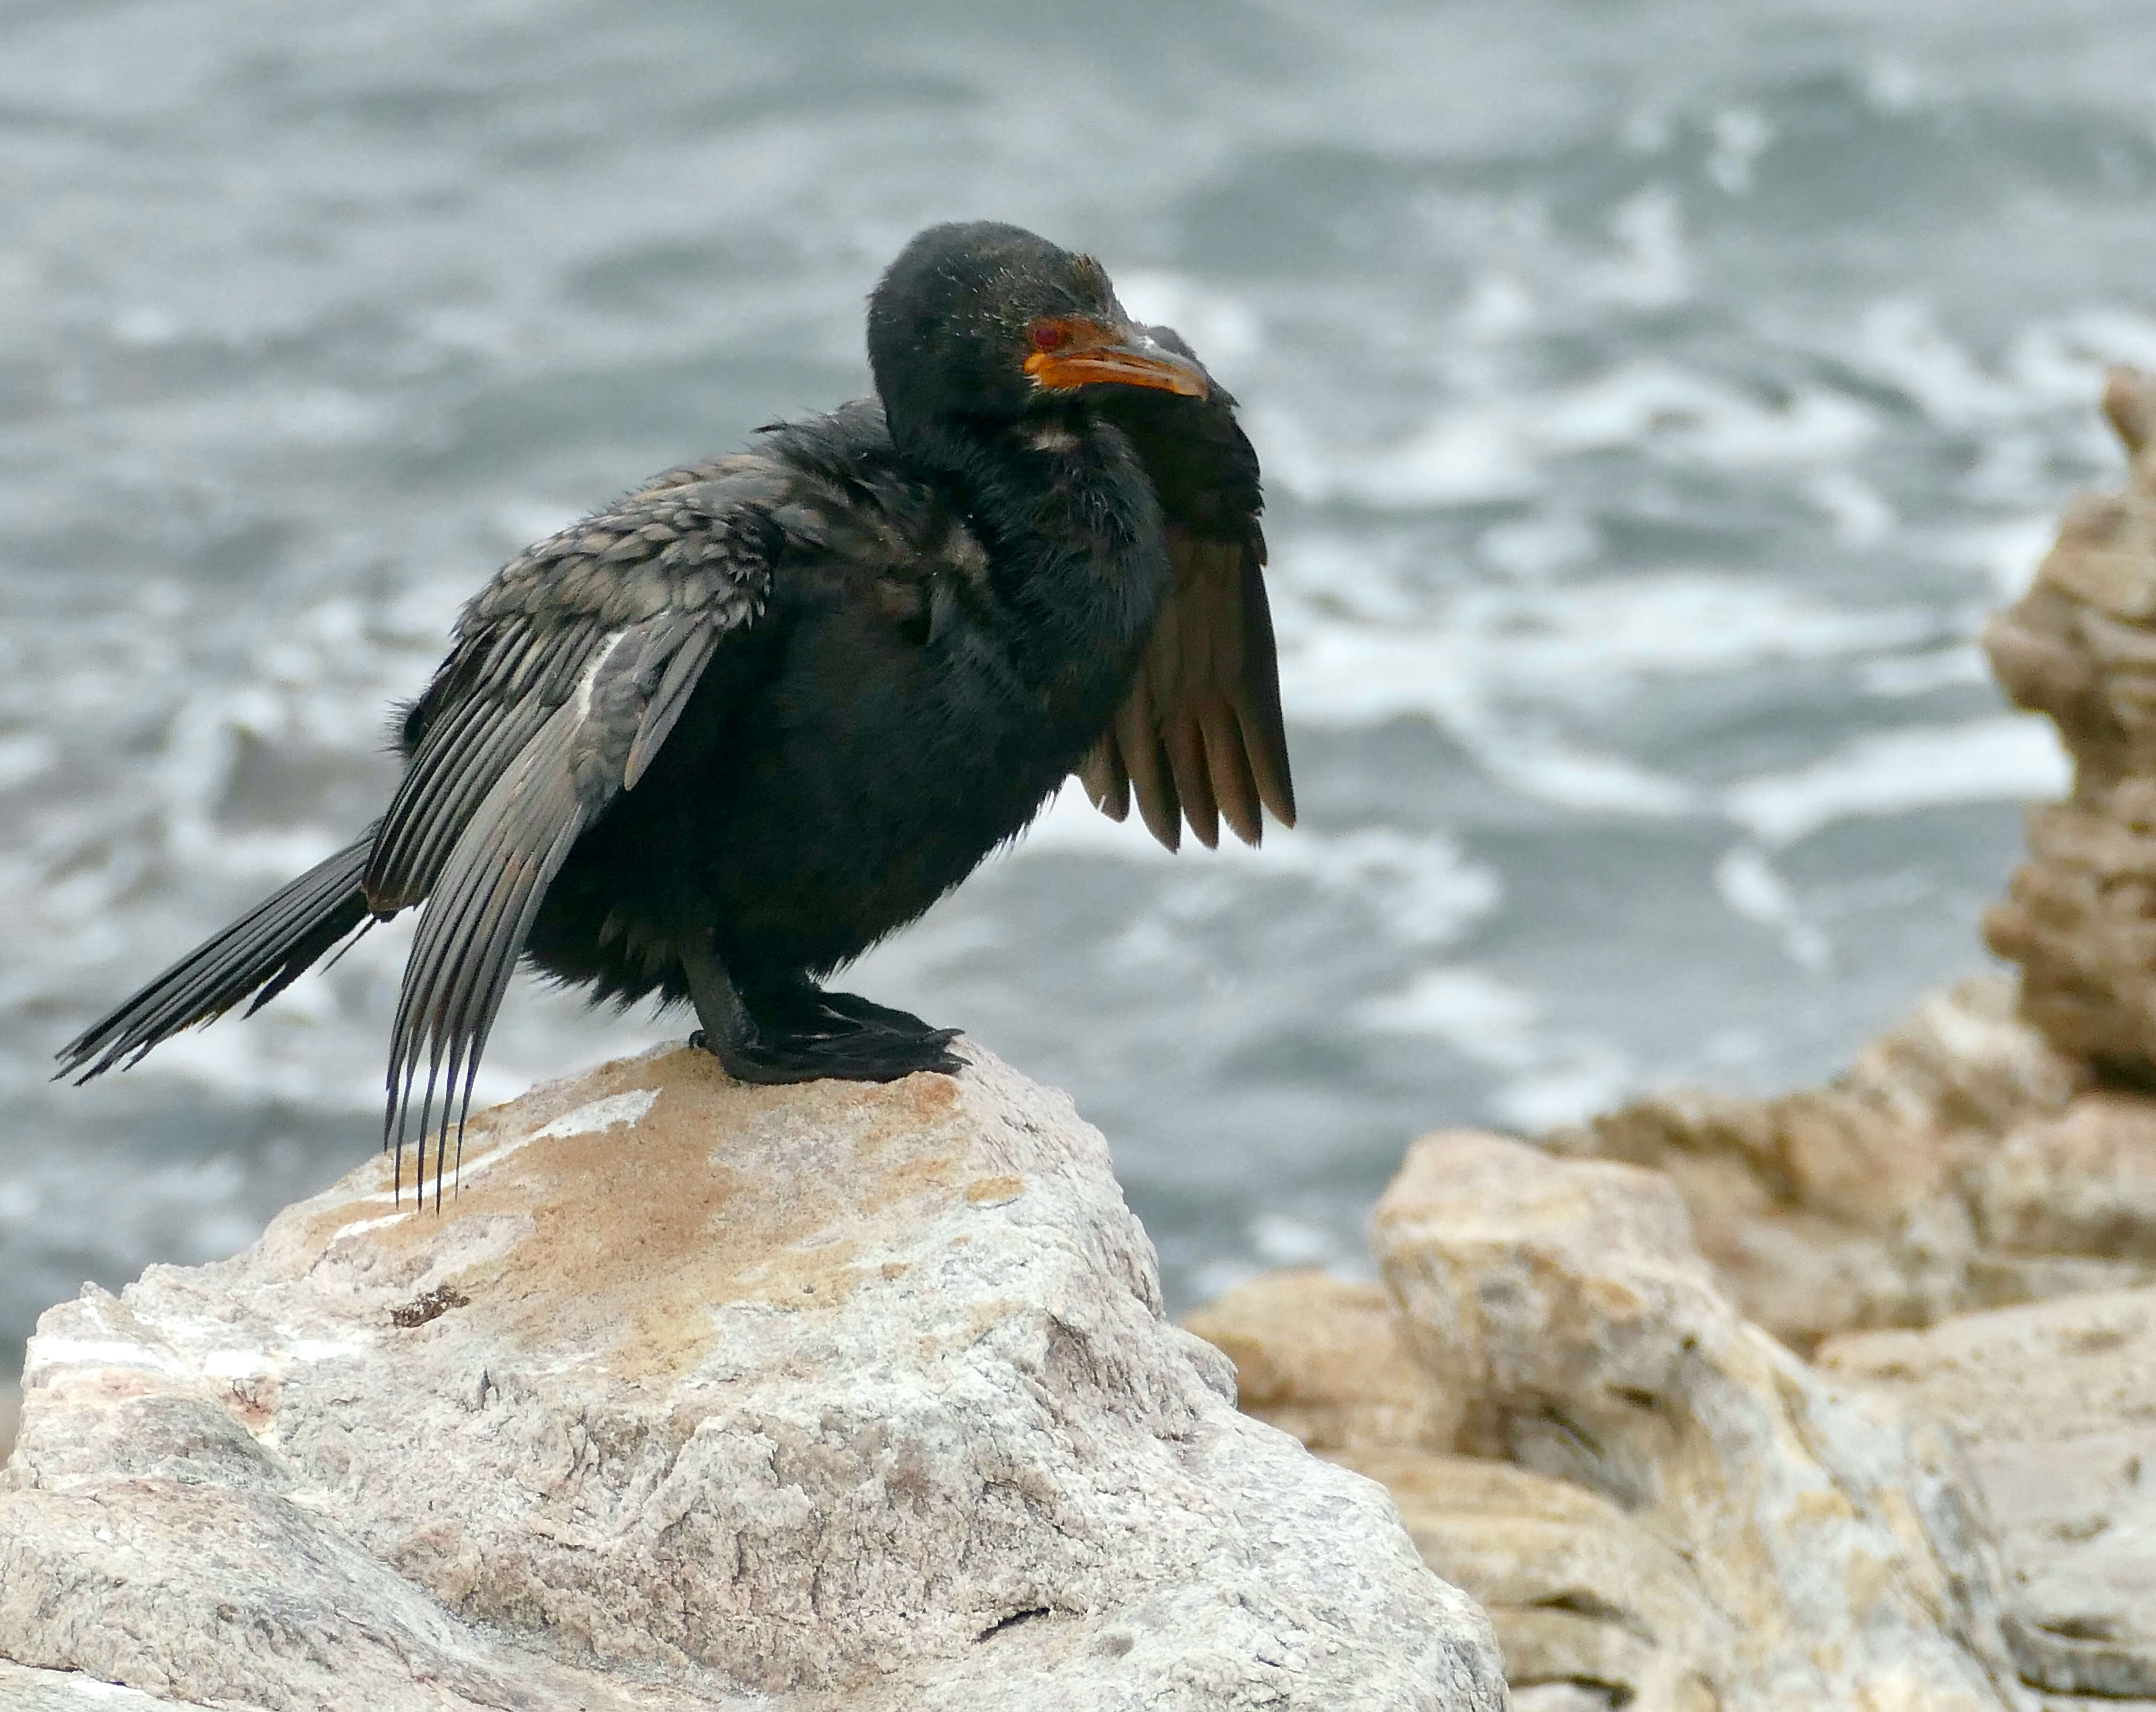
[
  {"x1": 810, "y1": 988, "x2": 940, "y2": 1035},
  {"x1": 690, "y1": 1019, "x2": 964, "y2": 1085},
  {"x1": 684, "y1": 948, "x2": 962, "y2": 1084}
]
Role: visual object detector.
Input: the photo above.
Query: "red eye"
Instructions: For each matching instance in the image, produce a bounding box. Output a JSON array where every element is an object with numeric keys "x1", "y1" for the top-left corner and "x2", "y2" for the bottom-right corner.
[{"x1": 1029, "y1": 321, "x2": 1069, "y2": 351}]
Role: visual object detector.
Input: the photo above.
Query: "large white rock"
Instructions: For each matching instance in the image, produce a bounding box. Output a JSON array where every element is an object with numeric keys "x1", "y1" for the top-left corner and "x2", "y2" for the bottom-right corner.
[{"x1": 0, "y1": 1044, "x2": 1504, "y2": 1712}]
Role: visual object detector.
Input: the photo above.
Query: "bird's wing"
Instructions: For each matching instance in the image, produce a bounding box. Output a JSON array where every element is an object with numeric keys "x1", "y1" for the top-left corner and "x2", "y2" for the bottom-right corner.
[
  {"x1": 1078, "y1": 328, "x2": 1295, "y2": 851},
  {"x1": 364, "y1": 457, "x2": 786, "y2": 1191}
]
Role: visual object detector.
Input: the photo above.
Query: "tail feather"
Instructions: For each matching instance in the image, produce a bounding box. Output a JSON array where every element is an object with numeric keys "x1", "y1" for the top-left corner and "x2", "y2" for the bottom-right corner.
[{"x1": 57, "y1": 832, "x2": 377, "y2": 1083}]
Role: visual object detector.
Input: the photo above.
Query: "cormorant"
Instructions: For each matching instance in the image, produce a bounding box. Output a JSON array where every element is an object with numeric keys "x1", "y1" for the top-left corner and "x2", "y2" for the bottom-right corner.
[{"x1": 57, "y1": 221, "x2": 1295, "y2": 1198}]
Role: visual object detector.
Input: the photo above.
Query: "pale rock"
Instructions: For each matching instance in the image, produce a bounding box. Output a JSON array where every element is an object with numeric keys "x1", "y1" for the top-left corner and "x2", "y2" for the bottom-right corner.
[
  {"x1": 1509, "y1": 1688, "x2": 1623, "y2": 1712},
  {"x1": 1184, "y1": 1271, "x2": 1732, "y2": 1709},
  {"x1": 1986, "y1": 366, "x2": 2156, "y2": 1075},
  {"x1": 1335, "y1": 1449, "x2": 1722, "y2": 1712},
  {"x1": 0, "y1": 1660, "x2": 214, "y2": 1710},
  {"x1": 0, "y1": 1043, "x2": 1505, "y2": 1712},
  {"x1": 1180, "y1": 1269, "x2": 1460, "y2": 1453},
  {"x1": 1384, "y1": 1131, "x2": 2034, "y2": 1707},
  {"x1": 1979, "y1": 1093, "x2": 2156, "y2": 1259},
  {"x1": 1546, "y1": 979, "x2": 2150, "y2": 1349},
  {"x1": 1181, "y1": 370, "x2": 2156, "y2": 1710},
  {"x1": 1191, "y1": 1132, "x2": 2047, "y2": 1709},
  {"x1": 1822, "y1": 1287, "x2": 2156, "y2": 1698}
]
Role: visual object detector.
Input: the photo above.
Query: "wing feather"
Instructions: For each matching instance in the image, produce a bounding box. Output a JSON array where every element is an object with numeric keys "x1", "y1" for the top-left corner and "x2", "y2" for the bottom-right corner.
[
  {"x1": 1159, "y1": 661, "x2": 1221, "y2": 850},
  {"x1": 368, "y1": 627, "x2": 587, "y2": 910},
  {"x1": 1077, "y1": 734, "x2": 1131, "y2": 824},
  {"x1": 1086, "y1": 527, "x2": 1295, "y2": 851},
  {"x1": 384, "y1": 634, "x2": 635, "y2": 1200},
  {"x1": 362, "y1": 466, "x2": 785, "y2": 1198},
  {"x1": 57, "y1": 834, "x2": 375, "y2": 1081},
  {"x1": 1082, "y1": 338, "x2": 1295, "y2": 852},
  {"x1": 625, "y1": 621, "x2": 721, "y2": 789},
  {"x1": 1198, "y1": 698, "x2": 1263, "y2": 845},
  {"x1": 1112, "y1": 673, "x2": 1182, "y2": 852},
  {"x1": 1228, "y1": 552, "x2": 1294, "y2": 827}
]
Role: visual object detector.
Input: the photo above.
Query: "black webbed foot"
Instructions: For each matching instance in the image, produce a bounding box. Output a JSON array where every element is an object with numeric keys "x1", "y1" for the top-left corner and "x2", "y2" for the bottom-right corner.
[
  {"x1": 695, "y1": 1019, "x2": 965, "y2": 1085},
  {"x1": 684, "y1": 946, "x2": 963, "y2": 1085}
]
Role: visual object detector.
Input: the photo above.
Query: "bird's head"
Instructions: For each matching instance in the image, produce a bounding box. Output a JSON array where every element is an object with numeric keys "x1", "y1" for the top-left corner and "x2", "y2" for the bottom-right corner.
[{"x1": 867, "y1": 221, "x2": 1207, "y2": 444}]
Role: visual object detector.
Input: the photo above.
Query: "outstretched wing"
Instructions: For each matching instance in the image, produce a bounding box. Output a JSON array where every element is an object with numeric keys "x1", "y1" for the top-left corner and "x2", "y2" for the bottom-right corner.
[
  {"x1": 367, "y1": 456, "x2": 785, "y2": 1198},
  {"x1": 1079, "y1": 327, "x2": 1295, "y2": 851}
]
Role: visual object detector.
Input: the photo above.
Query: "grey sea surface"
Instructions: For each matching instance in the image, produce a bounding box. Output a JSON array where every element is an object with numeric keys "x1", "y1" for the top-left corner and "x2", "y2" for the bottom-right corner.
[{"x1": 6, "y1": 0, "x2": 2152, "y2": 1380}]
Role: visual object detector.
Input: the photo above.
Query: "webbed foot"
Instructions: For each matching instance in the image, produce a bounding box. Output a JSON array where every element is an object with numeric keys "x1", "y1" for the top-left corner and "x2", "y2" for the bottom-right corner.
[
  {"x1": 694, "y1": 1021, "x2": 964, "y2": 1085},
  {"x1": 684, "y1": 948, "x2": 964, "y2": 1085}
]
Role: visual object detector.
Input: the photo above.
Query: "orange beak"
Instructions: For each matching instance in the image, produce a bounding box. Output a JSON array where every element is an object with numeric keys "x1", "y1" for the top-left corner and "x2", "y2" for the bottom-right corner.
[{"x1": 1024, "y1": 321, "x2": 1208, "y2": 398}]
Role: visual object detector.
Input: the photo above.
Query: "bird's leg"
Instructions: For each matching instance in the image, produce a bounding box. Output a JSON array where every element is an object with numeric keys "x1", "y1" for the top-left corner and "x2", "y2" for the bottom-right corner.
[
  {"x1": 682, "y1": 941, "x2": 762, "y2": 1070},
  {"x1": 682, "y1": 944, "x2": 965, "y2": 1085}
]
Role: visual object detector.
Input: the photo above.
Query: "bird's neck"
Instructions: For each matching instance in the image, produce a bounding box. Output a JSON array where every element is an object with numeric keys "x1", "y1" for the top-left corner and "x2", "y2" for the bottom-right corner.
[{"x1": 895, "y1": 410, "x2": 1169, "y2": 680}]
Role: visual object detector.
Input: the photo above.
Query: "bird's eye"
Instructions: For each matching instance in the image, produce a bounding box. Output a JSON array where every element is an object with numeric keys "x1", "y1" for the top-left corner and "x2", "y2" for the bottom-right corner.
[{"x1": 1028, "y1": 321, "x2": 1070, "y2": 351}]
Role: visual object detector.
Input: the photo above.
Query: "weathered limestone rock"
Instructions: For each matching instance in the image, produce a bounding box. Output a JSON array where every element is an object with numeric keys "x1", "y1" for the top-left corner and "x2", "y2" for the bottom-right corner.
[
  {"x1": 1193, "y1": 1136, "x2": 2044, "y2": 1712},
  {"x1": 1977, "y1": 1092, "x2": 2156, "y2": 1261},
  {"x1": 0, "y1": 1660, "x2": 214, "y2": 1711},
  {"x1": 0, "y1": 1043, "x2": 1506, "y2": 1712},
  {"x1": 1986, "y1": 365, "x2": 2156, "y2": 1076},
  {"x1": 1336, "y1": 1446, "x2": 1718, "y2": 1712},
  {"x1": 1181, "y1": 1269, "x2": 1460, "y2": 1454},
  {"x1": 1822, "y1": 1288, "x2": 2156, "y2": 1700},
  {"x1": 1375, "y1": 1131, "x2": 2033, "y2": 1710},
  {"x1": 1180, "y1": 371, "x2": 2156, "y2": 1710},
  {"x1": 1544, "y1": 978, "x2": 2156, "y2": 1349}
]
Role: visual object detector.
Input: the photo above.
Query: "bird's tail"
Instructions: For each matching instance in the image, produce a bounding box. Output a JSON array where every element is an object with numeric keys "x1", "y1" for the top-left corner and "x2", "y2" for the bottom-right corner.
[{"x1": 56, "y1": 831, "x2": 377, "y2": 1083}]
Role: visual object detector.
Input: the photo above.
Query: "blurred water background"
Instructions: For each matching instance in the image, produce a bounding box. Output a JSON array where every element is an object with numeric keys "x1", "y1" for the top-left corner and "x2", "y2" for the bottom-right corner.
[{"x1": 10, "y1": 0, "x2": 2156, "y2": 1383}]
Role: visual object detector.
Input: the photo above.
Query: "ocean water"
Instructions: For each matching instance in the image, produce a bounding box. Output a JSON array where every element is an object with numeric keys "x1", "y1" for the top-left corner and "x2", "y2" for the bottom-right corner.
[{"x1": 6, "y1": 0, "x2": 2154, "y2": 1378}]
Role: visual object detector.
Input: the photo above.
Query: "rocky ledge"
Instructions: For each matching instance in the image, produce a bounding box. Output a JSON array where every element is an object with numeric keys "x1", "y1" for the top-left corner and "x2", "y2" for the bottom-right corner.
[
  {"x1": 1190, "y1": 1139, "x2": 2039, "y2": 1712},
  {"x1": 0, "y1": 1044, "x2": 1504, "y2": 1712},
  {"x1": 1188, "y1": 1132, "x2": 2156, "y2": 1709},
  {"x1": 1183, "y1": 371, "x2": 2156, "y2": 1712}
]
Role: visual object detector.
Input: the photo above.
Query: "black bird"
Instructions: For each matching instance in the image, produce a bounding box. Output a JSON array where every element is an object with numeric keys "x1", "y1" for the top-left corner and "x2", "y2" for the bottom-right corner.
[{"x1": 57, "y1": 221, "x2": 1295, "y2": 1196}]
